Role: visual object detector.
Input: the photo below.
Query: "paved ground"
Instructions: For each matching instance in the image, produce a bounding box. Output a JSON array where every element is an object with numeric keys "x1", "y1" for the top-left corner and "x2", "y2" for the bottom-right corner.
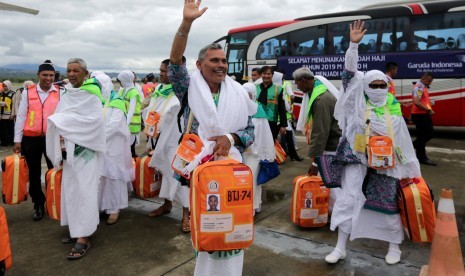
[{"x1": 0, "y1": 131, "x2": 464, "y2": 275}]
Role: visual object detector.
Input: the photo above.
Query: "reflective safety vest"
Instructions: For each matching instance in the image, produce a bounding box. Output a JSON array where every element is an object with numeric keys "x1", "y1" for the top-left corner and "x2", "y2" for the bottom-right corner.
[
  {"x1": 120, "y1": 88, "x2": 141, "y2": 134},
  {"x1": 411, "y1": 82, "x2": 431, "y2": 115},
  {"x1": 283, "y1": 81, "x2": 293, "y2": 121},
  {"x1": 109, "y1": 95, "x2": 127, "y2": 115},
  {"x1": 0, "y1": 91, "x2": 15, "y2": 116},
  {"x1": 24, "y1": 85, "x2": 60, "y2": 136},
  {"x1": 257, "y1": 84, "x2": 281, "y2": 122}
]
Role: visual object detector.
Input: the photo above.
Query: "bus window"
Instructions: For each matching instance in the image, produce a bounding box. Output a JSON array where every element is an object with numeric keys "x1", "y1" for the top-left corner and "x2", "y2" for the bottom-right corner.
[
  {"x1": 329, "y1": 18, "x2": 394, "y2": 54},
  {"x1": 412, "y1": 11, "x2": 465, "y2": 51},
  {"x1": 230, "y1": 32, "x2": 248, "y2": 44},
  {"x1": 289, "y1": 25, "x2": 326, "y2": 55},
  {"x1": 358, "y1": 18, "x2": 394, "y2": 53},
  {"x1": 256, "y1": 34, "x2": 287, "y2": 59},
  {"x1": 227, "y1": 47, "x2": 244, "y2": 76}
]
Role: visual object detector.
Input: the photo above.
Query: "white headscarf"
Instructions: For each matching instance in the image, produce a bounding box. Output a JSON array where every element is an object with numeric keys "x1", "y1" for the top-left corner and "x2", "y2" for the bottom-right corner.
[
  {"x1": 22, "y1": 80, "x2": 34, "y2": 90},
  {"x1": 243, "y1": 82, "x2": 256, "y2": 101},
  {"x1": 3, "y1": 80, "x2": 12, "y2": 91},
  {"x1": 94, "y1": 73, "x2": 114, "y2": 100},
  {"x1": 117, "y1": 70, "x2": 135, "y2": 91},
  {"x1": 363, "y1": 70, "x2": 388, "y2": 107},
  {"x1": 272, "y1": 72, "x2": 283, "y2": 86}
]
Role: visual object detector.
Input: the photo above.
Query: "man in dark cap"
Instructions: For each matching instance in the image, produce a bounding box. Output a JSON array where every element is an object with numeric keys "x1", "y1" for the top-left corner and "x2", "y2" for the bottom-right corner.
[{"x1": 13, "y1": 59, "x2": 61, "y2": 221}]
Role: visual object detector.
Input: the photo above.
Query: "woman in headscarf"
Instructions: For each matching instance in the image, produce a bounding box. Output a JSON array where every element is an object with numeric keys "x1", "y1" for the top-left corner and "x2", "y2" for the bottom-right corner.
[
  {"x1": 325, "y1": 20, "x2": 421, "y2": 265},
  {"x1": 95, "y1": 73, "x2": 134, "y2": 225}
]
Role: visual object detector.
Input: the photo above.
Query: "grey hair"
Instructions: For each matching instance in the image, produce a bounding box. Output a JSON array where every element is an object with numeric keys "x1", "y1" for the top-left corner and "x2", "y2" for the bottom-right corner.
[
  {"x1": 67, "y1": 58, "x2": 87, "y2": 70},
  {"x1": 198, "y1": 43, "x2": 223, "y2": 61},
  {"x1": 292, "y1": 67, "x2": 314, "y2": 80}
]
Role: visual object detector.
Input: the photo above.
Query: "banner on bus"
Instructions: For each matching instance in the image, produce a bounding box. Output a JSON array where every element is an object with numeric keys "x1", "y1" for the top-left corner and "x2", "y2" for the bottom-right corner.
[{"x1": 278, "y1": 50, "x2": 465, "y2": 80}]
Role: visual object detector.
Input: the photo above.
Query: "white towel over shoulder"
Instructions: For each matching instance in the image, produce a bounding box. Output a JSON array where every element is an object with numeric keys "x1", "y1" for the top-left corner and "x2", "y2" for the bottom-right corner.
[{"x1": 186, "y1": 70, "x2": 256, "y2": 169}]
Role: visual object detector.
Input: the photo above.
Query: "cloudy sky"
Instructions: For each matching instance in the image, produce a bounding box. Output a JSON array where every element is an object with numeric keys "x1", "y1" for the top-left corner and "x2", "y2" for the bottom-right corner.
[{"x1": 0, "y1": 0, "x2": 390, "y2": 73}]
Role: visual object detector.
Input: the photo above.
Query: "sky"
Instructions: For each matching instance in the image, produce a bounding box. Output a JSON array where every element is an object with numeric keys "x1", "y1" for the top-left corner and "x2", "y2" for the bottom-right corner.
[{"x1": 0, "y1": 0, "x2": 392, "y2": 73}]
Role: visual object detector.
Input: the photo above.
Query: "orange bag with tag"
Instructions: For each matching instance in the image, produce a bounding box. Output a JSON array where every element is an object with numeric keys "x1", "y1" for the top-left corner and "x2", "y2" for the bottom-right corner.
[
  {"x1": 367, "y1": 136, "x2": 394, "y2": 169},
  {"x1": 45, "y1": 168, "x2": 62, "y2": 220},
  {"x1": 0, "y1": 206, "x2": 12, "y2": 271},
  {"x1": 398, "y1": 177, "x2": 436, "y2": 242},
  {"x1": 171, "y1": 133, "x2": 204, "y2": 179},
  {"x1": 1, "y1": 154, "x2": 28, "y2": 205},
  {"x1": 132, "y1": 154, "x2": 161, "y2": 198},
  {"x1": 190, "y1": 159, "x2": 254, "y2": 252},
  {"x1": 144, "y1": 111, "x2": 161, "y2": 138},
  {"x1": 291, "y1": 175, "x2": 330, "y2": 227},
  {"x1": 275, "y1": 140, "x2": 287, "y2": 164}
]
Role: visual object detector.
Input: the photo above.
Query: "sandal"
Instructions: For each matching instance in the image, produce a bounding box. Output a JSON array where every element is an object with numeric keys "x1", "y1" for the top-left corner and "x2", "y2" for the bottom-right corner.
[
  {"x1": 147, "y1": 205, "x2": 171, "y2": 218},
  {"x1": 67, "y1": 242, "x2": 91, "y2": 260},
  {"x1": 181, "y1": 218, "x2": 191, "y2": 233},
  {"x1": 61, "y1": 237, "x2": 77, "y2": 244}
]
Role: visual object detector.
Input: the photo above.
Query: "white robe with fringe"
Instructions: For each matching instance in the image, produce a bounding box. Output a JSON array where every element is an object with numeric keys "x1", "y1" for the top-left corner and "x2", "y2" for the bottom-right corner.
[{"x1": 46, "y1": 85, "x2": 106, "y2": 238}]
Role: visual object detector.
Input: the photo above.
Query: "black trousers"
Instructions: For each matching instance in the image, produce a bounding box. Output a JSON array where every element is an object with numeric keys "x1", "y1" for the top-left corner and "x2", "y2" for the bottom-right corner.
[
  {"x1": 268, "y1": 121, "x2": 280, "y2": 140},
  {"x1": 281, "y1": 130, "x2": 299, "y2": 159},
  {"x1": 411, "y1": 114, "x2": 434, "y2": 161},
  {"x1": 21, "y1": 136, "x2": 53, "y2": 206},
  {"x1": 0, "y1": 119, "x2": 14, "y2": 146}
]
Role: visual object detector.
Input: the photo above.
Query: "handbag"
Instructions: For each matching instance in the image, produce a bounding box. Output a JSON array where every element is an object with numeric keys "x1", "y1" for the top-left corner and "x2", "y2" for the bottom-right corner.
[
  {"x1": 362, "y1": 168, "x2": 399, "y2": 214},
  {"x1": 257, "y1": 160, "x2": 280, "y2": 185}
]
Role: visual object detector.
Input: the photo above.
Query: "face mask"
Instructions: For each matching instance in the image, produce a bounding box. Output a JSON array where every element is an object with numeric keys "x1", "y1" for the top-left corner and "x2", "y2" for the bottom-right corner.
[{"x1": 365, "y1": 88, "x2": 388, "y2": 107}]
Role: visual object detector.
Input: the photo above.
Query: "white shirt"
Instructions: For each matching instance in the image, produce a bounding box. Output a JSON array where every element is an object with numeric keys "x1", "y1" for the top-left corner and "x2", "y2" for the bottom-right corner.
[{"x1": 14, "y1": 83, "x2": 59, "y2": 143}]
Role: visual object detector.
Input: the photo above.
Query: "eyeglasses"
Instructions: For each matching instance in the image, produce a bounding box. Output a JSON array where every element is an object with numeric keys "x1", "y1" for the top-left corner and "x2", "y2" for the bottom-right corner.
[{"x1": 368, "y1": 83, "x2": 388, "y2": 89}]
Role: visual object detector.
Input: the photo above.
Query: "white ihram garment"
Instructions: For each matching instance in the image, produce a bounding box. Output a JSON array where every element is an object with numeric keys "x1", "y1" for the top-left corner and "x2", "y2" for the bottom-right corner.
[
  {"x1": 99, "y1": 107, "x2": 134, "y2": 213},
  {"x1": 330, "y1": 42, "x2": 420, "y2": 243},
  {"x1": 146, "y1": 93, "x2": 188, "y2": 207},
  {"x1": 189, "y1": 72, "x2": 256, "y2": 276},
  {"x1": 46, "y1": 85, "x2": 105, "y2": 238}
]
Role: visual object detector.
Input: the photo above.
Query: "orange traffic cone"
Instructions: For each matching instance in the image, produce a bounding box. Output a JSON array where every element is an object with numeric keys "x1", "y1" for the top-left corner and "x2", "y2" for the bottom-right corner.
[{"x1": 420, "y1": 189, "x2": 465, "y2": 276}]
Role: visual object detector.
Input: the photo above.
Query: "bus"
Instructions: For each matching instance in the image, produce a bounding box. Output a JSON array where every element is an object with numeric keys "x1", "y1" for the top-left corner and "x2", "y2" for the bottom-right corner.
[{"x1": 221, "y1": 0, "x2": 465, "y2": 127}]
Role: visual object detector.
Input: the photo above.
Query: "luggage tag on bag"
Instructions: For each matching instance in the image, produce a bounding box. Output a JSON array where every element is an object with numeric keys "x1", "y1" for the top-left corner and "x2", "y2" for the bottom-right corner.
[
  {"x1": 354, "y1": 134, "x2": 366, "y2": 153},
  {"x1": 354, "y1": 120, "x2": 369, "y2": 153},
  {"x1": 144, "y1": 111, "x2": 161, "y2": 138},
  {"x1": 395, "y1": 146, "x2": 406, "y2": 165},
  {"x1": 171, "y1": 133, "x2": 204, "y2": 179}
]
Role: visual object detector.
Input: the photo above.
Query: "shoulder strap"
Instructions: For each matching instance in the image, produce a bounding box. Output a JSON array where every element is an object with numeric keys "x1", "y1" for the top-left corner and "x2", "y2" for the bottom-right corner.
[
  {"x1": 177, "y1": 93, "x2": 189, "y2": 133},
  {"x1": 186, "y1": 110, "x2": 194, "y2": 133},
  {"x1": 365, "y1": 105, "x2": 394, "y2": 146}
]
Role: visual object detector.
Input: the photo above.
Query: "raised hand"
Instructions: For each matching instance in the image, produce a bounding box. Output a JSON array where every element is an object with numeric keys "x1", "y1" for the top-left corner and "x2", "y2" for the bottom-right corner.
[
  {"x1": 183, "y1": 0, "x2": 208, "y2": 22},
  {"x1": 349, "y1": 20, "x2": 367, "y2": 44}
]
